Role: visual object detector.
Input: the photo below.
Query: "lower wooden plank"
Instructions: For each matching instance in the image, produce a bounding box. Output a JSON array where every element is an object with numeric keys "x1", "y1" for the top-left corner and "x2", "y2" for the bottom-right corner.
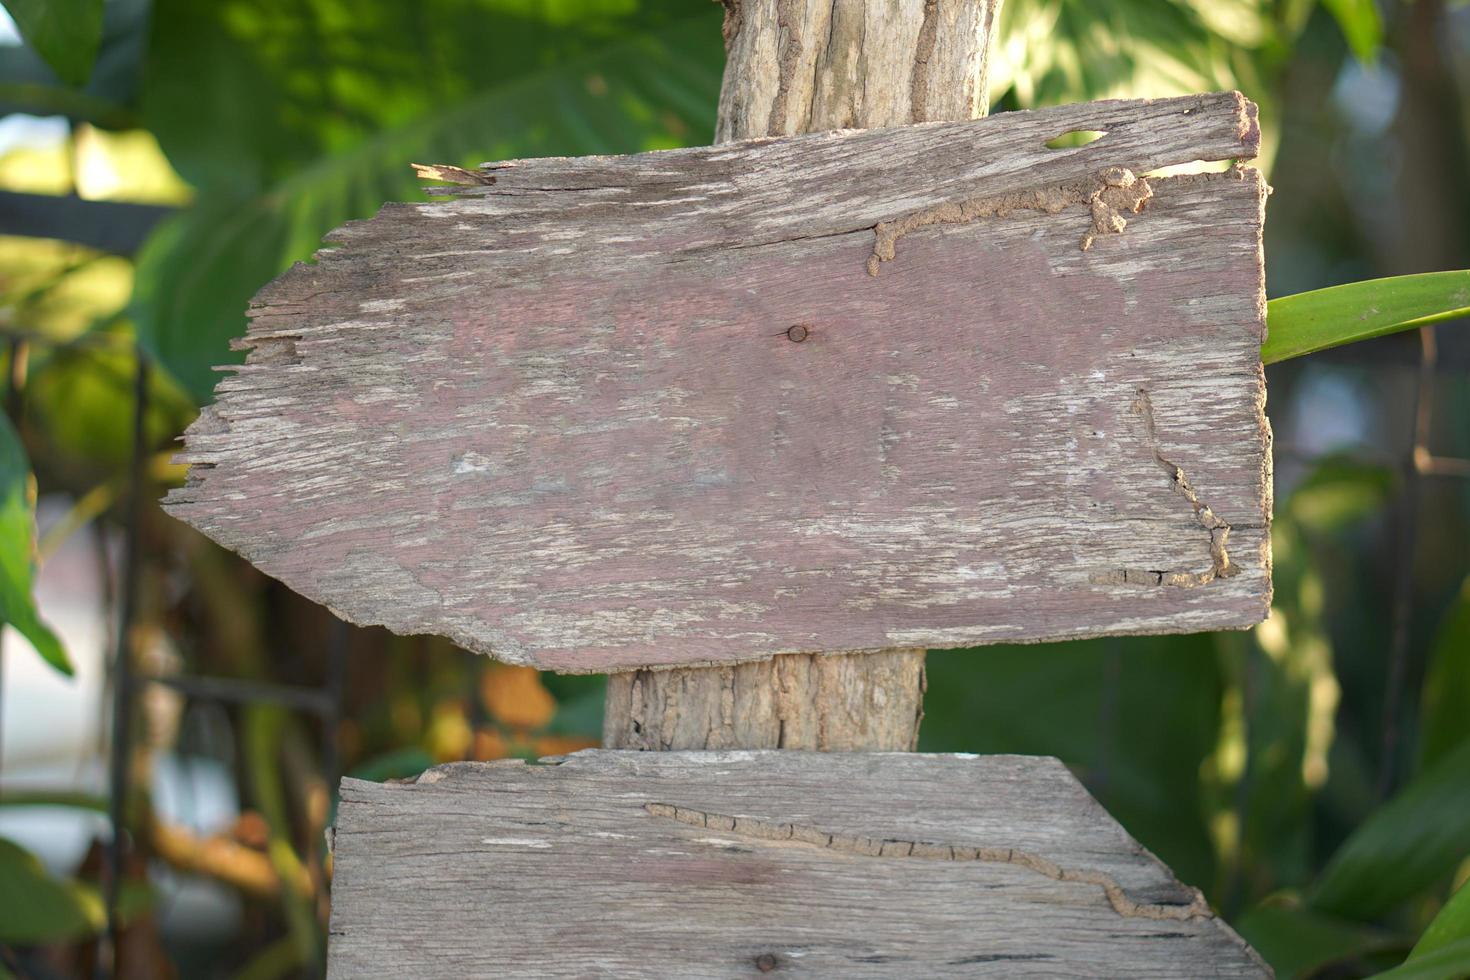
[{"x1": 328, "y1": 751, "x2": 1269, "y2": 977}]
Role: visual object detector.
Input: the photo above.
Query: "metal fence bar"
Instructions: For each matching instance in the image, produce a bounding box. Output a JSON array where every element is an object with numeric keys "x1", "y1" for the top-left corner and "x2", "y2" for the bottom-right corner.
[
  {"x1": 103, "y1": 348, "x2": 149, "y2": 977},
  {"x1": 1376, "y1": 326, "x2": 1439, "y2": 801}
]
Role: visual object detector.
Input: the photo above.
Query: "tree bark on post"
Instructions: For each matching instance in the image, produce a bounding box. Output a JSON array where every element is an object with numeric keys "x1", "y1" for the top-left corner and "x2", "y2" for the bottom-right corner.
[{"x1": 602, "y1": 0, "x2": 1002, "y2": 752}]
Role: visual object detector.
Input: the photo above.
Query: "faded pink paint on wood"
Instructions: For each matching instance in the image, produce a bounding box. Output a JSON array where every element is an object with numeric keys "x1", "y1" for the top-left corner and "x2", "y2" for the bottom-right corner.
[{"x1": 165, "y1": 93, "x2": 1271, "y2": 672}]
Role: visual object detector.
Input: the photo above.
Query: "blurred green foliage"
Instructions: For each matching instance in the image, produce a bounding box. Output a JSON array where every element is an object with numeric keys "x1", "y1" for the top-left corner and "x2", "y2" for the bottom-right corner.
[
  {"x1": 0, "y1": 1, "x2": 1468, "y2": 977},
  {"x1": 0, "y1": 412, "x2": 67, "y2": 673}
]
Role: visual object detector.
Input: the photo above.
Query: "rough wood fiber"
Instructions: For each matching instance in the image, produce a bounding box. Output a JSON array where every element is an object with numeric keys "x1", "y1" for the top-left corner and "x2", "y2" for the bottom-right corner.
[
  {"x1": 607, "y1": 1, "x2": 1000, "y2": 749},
  {"x1": 164, "y1": 92, "x2": 1271, "y2": 674},
  {"x1": 604, "y1": 647, "x2": 926, "y2": 750},
  {"x1": 327, "y1": 750, "x2": 1270, "y2": 977},
  {"x1": 715, "y1": 0, "x2": 1001, "y2": 141}
]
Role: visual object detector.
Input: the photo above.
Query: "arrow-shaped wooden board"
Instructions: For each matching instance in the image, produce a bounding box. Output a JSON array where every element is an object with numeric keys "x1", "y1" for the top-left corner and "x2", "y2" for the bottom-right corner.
[{"x1": 166, "y1": 92, "x2": 1271, "y2": 673}]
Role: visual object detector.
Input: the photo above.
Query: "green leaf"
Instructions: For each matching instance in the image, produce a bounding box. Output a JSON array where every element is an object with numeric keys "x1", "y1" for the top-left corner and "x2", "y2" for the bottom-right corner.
[
  {"x1": 0, "y1": 837, "x2": 99, "y2": 944},
  {"x1": 1285, "y1": 454, "x2": 1397, "y2": 531},
  {"x1": 132, "y1": 5, "x2": 722, "y2": 402},
  {"x1": 1374, "y1": 938, "x2": 1470, "y2": 980},
  {"x1": 1410, "y1": 879, "x2": 1470, "y2": 961},
  {"x1": 0, "y1": 413, "x2": 70, "y2": 675},
  {"x1": 2, "y1": 0, "x2": 106, "y2": 87},
  {"x1": 1420, "y1": 577, "x2": 1470, "y2": 773},
  {"x1": 1320, "y1": 0, "x2": 1384, "y2": 63},
  {"x1": 1264, "y1": 272, "x2": 1470, "y2": 364},
  {"x1": 1310, "y1": 740, "x2": 1470, "y2": 920},
  {"x1": 1234, "y1": 903, "x2": 1398, "y2": 978}
]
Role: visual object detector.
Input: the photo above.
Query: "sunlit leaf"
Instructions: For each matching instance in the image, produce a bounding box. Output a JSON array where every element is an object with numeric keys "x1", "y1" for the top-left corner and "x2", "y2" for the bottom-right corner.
[
  {"x1": 0, "y1": 838, "x2": 154, "y2": 946},
  {"x1": 1310, "y1": 740, "x2": 1470, "y2": 920},
  {"x1": 1320, "y1": 0, "x2": 1384, "y2": 63},
  {"x1": 1263, "y1": 272, "x2": 1470, "y2": 364},
  {"x1": 1, "y1": 0, "x2": 105, "y2": 87},
  {"x1": 1373, "y1": 937, "x2": 1470, "y2": 980},
  {"x1": 1408, "y1": 878, "x2": 1470, "y2": 961},
  {"x1": 1420, "y1": 577, "x2": 1470, "y2": 773},
  {"x1": 0, "y1": 412, "x2": 69, "y2": 674},
  {"x1": 0, "y1": 836, "x2": 98, "y2": 943}
]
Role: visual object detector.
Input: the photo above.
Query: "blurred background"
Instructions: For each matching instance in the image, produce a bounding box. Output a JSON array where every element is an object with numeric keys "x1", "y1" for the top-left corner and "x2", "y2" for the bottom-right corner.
[{"x1": 0, "y1": 0, "x2": 1466, "y2": 977}]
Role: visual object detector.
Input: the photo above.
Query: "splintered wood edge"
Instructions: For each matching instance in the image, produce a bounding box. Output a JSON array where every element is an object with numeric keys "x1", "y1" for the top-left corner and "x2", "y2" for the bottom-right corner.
[{"x1": 327, "y1": 751, "x2": 1270, "y2": 977}]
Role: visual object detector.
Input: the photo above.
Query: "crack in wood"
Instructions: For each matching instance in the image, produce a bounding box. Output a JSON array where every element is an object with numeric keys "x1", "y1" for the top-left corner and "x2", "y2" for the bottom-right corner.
[
  {"x1": 644, "y1": 803, "x2": 1211, "y2": 922},
  {"x1": 1093, "y1": 388, "x2": 1239, "y2": 589},
  {"x1": 866, "y1": 166, "x2": 1153, "y2": 276}
]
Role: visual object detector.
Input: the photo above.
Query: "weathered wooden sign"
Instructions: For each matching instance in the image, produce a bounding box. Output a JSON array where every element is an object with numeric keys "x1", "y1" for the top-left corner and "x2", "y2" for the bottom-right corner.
[
  {"x1": 327, "y1": 751, "x2": 1269, "y2": 977},
  {"x1": 165, "y1": 91, "x2": 1270, "y2": 673}
]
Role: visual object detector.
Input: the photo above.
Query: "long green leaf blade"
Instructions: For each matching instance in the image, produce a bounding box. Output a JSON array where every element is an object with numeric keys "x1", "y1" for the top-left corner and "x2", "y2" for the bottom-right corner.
[
  {"x1": 1263, "y1": 271, "x2": 1470, "y2": 364},
  {"x1": 1420, "y1": 576, "x2": 1470, "y2": 772},
  {"x1": 1309, "y1": 740, "x2": 1470, "y2": 920},
  {"x1": 1408, "y1": 879, "x2": 1470, "y2": 961},
  {"x1": 1373, "y1": 937, "x2": 1470, "y2": 980}
]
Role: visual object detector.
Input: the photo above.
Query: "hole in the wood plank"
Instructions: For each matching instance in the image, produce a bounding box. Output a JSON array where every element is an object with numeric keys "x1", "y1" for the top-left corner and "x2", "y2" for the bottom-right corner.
[
  {"x1": 1044, "y1": 129, "x2": 1106, "y2": 150},
  {"x1": 754, "y1": 953, "x2": 779, "y2": 972}
]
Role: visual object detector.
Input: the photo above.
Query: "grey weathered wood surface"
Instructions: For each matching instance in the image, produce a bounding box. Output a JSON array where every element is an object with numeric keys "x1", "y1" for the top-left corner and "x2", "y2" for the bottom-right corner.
[
  {"x1": 602, "y1": 0, "x2": 1002, "y2": 750},
  {"x1": 165, "y1": 91, "x2": 1270, "y2": 674},
  {"x1": 327, "y1": 750, "x2": 1270, "y2": 977}
]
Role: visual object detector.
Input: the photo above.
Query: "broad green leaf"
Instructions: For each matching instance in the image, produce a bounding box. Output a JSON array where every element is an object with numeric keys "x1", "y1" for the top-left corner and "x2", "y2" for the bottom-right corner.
[
  {"x1": 2, "y1": 0, "x2": 105, "y2": 87},
  {"x1": 1310, "y1": 740, "x2": 1470, "y2": 920},
  {"x1": 1374, "y1": 938, "x2": 1470, "y2": 980},
  {"x1": 1263, "y1": 271, "x2": 1470, "y2": 364},
  {"x1": 1320, "y1": 0, "x2": 1384, "y2": 62},
  {"x1": 0, "y1": 838, "x2": 154, "y2": 944},
  {"x1": 1409, "y1": 879, "x2": 1470, "y2": 961},
  {"x1": 0, "y1": 413, "x2": 70, "y2": 675},
  {"x1": 132, "y1": 5, "x2": 722, "y2": 402},
  {"x1": 0, "y1": 837, "x2": 99, "y2": 943},
  {"x1": 1419, "y1": 577, "x2": 1470, "y2": 772},
  {"x1": 1234, "y1": 903, "x2": 1398, "y2": 978}
]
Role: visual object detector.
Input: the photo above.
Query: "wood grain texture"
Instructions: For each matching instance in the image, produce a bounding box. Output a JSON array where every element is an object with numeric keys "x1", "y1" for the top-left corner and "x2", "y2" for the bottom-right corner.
[
  {"x1": 164, "y1": 92, "x2": 1271, "y2": 673},
  {"x1": 715, "y1": 0, "x2": 1001, "y2": 141},
  {"x1": 327, "y1": 750, "x2": 1270, "y2": 977},
  {"x1": 603, "y1": 647, "x2": 926, "y2": 750},
  {"x1": 604, "y1": 0, "x2": 1004, "y2": 748}
]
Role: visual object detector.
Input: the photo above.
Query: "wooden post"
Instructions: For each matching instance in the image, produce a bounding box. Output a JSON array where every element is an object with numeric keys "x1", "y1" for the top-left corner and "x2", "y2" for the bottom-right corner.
[{"x1": 601, "y1": 0, "x2": 1002, "y2": 752}]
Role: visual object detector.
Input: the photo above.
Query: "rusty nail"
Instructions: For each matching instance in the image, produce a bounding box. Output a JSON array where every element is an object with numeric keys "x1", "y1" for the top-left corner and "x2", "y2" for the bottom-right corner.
[
  {"x1": 786, "y1": 325, "x2": 809, "y2": 343},
  {"x1": 755, "y1": 953, "x2": 778, "y2": 972}
]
